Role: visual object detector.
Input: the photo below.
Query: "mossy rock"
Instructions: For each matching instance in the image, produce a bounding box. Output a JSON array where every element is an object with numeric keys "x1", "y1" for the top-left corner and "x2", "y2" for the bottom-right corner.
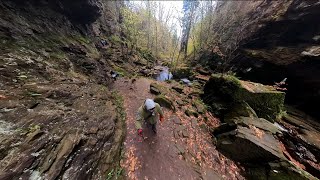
[
  {"x1": 224, "y1": 101, "x2": 258, "y2": 123},
  {"x1": 172, "y1": 66, "x2": 194, "y2": 79},
  {"x1": 192, "y1": 101, "x2": 206, "y2": 114},
  {"x1": 150, "y1": 86, "x2": 161, "y2": 95},
  {"x1": 185, "y1": 108, "x2": 198, "y2": 117},
  {"x1": 172, "y1": 85, "x2": 184, "y2": 94},
  {"x1": 176, "y1": 99, "x2": 186, "y2": 106},
  {"x1": 150, "y1": 83, "x2": 165, "y2": 95},
  {"x1": 154, "y1": 95, "x2": 175, "y2": 111},
  {"x1": 203, "y1": 74, "x2": 285, "y2": 122}
]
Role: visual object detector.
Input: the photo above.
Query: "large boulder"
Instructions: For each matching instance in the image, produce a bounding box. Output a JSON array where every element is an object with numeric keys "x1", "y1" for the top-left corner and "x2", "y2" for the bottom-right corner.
[
  {"x1": 214, "y1": 116, "x2": 318, "y2": 180},
  {"x1": 203, "y1": 74, "x2": 285, "y2": 122},
  {"x1": 215, "y1": 116, "x2": 285, "y2": 163}
]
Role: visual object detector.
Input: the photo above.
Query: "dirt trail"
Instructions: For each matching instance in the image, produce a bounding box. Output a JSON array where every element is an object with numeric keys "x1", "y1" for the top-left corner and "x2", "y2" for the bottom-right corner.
[{"x1": 114, "y1": 78, "x2": 244, "y2": 180}]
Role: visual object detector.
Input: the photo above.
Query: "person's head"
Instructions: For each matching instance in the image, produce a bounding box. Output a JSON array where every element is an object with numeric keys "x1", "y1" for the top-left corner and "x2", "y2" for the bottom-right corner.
[{"x1": 145, "y1": 98, "x2": 156, "y2": 112}]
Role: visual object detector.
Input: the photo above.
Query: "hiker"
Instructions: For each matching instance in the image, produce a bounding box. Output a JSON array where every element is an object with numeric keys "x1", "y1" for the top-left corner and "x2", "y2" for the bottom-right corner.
[
  {"x1": 100, "y1": 39, "x2": 108, "y2": 47},
  {"x1": 110, "y1": 71, "x2": 119, "y2": 81},
  {"x1": 136, "y1": 99, "x2": 164, "y2": 136}
]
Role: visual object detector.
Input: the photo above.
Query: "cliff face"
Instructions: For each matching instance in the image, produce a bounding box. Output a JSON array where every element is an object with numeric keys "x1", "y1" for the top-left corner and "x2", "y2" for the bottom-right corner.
[
  {"x1": 209, "y1": 0, "x2": 320, "y2": 119},
  {"x1": 0, "y1": 1, "x2": 127, "y2": 179},
  {"x1": 0, "y1": 0, "x2": 122, "y2": 38}
]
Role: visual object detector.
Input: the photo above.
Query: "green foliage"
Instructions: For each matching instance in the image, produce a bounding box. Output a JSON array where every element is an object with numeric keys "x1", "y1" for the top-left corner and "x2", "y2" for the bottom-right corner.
[
  {"x1": 121, "y1": 4, "x2": 178, "y2": 63},
  {"x1": 109, "y1": 35, "x2": 122, "y2": 44}
]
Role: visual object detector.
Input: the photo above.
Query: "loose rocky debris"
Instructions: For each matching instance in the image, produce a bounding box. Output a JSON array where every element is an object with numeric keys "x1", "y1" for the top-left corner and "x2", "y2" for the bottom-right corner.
[
  {"x1": 203, "y1": 74, "x2": 319, "y2": 179},
  {"x1": 0, "y1": 82, "x2": 125, "y2": 179}
]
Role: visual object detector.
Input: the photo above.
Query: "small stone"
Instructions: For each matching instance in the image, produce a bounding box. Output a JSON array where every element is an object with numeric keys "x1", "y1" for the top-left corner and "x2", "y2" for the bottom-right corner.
[
  {"x1": 176, "y1": 99, "x2": 185, "y2": 106},
  {"x1": 173, "y1": 117, "x2": 182, "y2": 125},
  {"x1": 175, "y1": 144, "x2": 185, "y2": 155},
  {"x1": 191, "y1": 119, "x2": 197, "y2": 128},
  {"x1": 182, "y1": 130, "x2": 190, "y2": 138}
]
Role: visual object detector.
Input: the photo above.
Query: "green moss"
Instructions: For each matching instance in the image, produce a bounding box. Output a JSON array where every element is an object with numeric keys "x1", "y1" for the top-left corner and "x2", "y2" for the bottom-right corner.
[
  {"x1": 112, "y1": 65, "x2": 128, "y2": 77},
  {"x1": 109, "y1": 35, "x2": 122, "y2": 45},
  {"x1": 111, "y1": 91, "x2": 126, "y2": 123},
  {"x1": 154, "y1": 95, "x2": 175, "y2": 111},
  {"x1": 172, "y1": 66, "x2": 194, "y2": 79},
  {"x1": 203, "y1": 74, "x2": 285, "y2": 122},
  {"x1": 233, "y1": 88, "x2": 285, "y2": 122}
]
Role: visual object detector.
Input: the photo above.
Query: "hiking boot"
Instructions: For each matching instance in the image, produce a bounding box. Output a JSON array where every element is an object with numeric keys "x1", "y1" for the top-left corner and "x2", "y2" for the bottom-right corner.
[{"x1": 151, "y1": 124, "x2": 157, "y2": 134}]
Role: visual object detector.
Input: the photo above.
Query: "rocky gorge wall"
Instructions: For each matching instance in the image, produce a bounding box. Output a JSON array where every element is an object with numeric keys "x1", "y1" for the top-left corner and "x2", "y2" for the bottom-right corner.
[
  {"x1": 208, "y1": 0, "x2": 320, "y2": 119},
  {"x1": 0, "y1": 0, "x2": 127, "y2": 179}
]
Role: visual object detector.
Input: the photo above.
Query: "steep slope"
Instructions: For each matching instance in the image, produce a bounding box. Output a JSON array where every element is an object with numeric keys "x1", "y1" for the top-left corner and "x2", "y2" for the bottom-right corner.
[{"x1": 0, "y1": 0, "x2": 127, "y2": 179}]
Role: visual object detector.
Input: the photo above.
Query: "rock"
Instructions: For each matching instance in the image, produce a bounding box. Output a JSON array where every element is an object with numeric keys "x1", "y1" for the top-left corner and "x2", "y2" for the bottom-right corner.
[
  {"x1": 180, "y1": 78, "x2": 192, "y2": 86},
  {"x1": 150, "y1": 86, "x2": 160, "y2": 95},
  {"x1": 172, "y1": 85, "x2": 184, "y2": 94},
  {"x1": 203, "y1": 74, "x2": 285, "y2": 122},
  {"x1": 154, "y1": 95, "x2": 175, "y2": 111},
  {"x1": 182, "y1": 130, "x2": 190, "y2": 138},
  {"x1": 193, "y1": 101, "x2": 206, "y2": 114},
  {"x1": 246, "y1": 160, "x2": 317, "y2": 180},
  {"x1": 150, "y1": 83, "x2": 164, "y2": 95},
  {"x1": 172, "y1": 66, "x2": 193, "y2": 79},
  {"x1": 176, "y1": 99, "x2": 185, "y2": 106},
  {"x1": 175, "y1": 144, "x2": 185, "y2": 155},
  {"x1": 301, "y1": 46, "x2": 320, "y2": 57},
  {"x1": 185, "y1": 109, "x2": 196, "y2": 117},
  {"x1": 207, "y1": 1, "x2": 320, "y2": 120},
  {"x1": 215, "y1": 116, "x2": 286, "y2": 163},
  {"x1": 224, "y1": 101, "x2": 258, "y2": 122},
  {"x1": 216, "y1": 125, "x2": 286, "y2": 163},
  {"x1": 191, "y1": 119, "x2": 197, "y2": 128},
  {"x1": 201, "y1": 168, "x2": 222, "y2": 180},
  {"x1": 172, "y1": 116, "x2": 182, "y2": 125}
]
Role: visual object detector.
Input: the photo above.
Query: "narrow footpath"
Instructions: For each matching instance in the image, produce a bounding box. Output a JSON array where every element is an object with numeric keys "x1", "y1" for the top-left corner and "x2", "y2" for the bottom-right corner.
[{"x1": 113, "y1": 77, "x2": 244, "y2": 180}]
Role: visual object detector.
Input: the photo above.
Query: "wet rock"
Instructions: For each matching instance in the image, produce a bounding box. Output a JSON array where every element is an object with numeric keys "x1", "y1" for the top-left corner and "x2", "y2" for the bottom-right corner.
[{"x1": 180, "y1": 78, "x2": 192, "y2": 86}]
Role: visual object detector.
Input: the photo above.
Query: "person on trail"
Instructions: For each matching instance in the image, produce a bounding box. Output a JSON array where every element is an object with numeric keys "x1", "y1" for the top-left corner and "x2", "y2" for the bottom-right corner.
[
  {"x1": 110, "y1": 70, "x2": 119, "y2": 81},
  {"x1": 136, "y1": 98, "x2": 164, "y2": 136}
]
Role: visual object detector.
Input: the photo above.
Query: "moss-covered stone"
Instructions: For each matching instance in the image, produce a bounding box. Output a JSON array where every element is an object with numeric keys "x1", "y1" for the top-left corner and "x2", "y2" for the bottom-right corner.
[
  {"x1": 154, "y1": 95, "x2": 175, "y2": 111},
  {"x1": 192, "y1": 100, "x2": 206, "y2": 114},
  {"x1": 203, "y1": 74, "x2": 285, "y2": 122},
  {"x1": 224, "y1": 102, "x2": 258, "y2": 122},
  {"x1": 150, "y1": 83, "x2": 165, "y2": 95},
  {"x1": 172, "y1": 66, "x2": 194, "y2": 79},
  {"x1": 185, "y1": 108, "x2": 198, "y2": 117},
  {"x1": 171, "y1": 85, "x2": 184, "y2": 94}
]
